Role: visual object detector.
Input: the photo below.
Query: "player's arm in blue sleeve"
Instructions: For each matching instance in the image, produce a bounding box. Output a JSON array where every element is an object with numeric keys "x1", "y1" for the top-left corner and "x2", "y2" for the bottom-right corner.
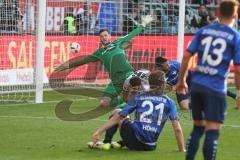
[
  {"x1": 168, "y1": 99, "x2": 179, "y2": 121},
  {"x1": 187, "y1": 29, "x2": 201, "y2": 55},
  {"x1": 119, "y1": 98, "x2": 137, "y2": 118}
]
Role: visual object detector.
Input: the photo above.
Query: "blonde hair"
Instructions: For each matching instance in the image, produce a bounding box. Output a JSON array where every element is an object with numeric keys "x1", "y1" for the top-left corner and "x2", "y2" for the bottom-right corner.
[{"x1": 148, "y1": 71, "x2": 166, "y2": 93}]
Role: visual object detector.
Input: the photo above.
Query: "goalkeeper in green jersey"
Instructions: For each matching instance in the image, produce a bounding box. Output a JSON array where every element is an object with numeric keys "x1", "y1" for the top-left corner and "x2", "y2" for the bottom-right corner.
[{"x1": 55, "y1": 15, "x2": 153, "y2": 108}]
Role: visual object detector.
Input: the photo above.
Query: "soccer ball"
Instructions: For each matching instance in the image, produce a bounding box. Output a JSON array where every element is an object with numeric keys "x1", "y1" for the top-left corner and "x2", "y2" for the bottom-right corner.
[{"x1": 70, "y1": 42, "x2": 80, "y2": 53}]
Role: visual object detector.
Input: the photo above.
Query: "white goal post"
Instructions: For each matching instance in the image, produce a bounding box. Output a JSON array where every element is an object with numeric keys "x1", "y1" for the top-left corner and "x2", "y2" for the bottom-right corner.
[
  {"x1": 177, "y1": 0, "x2": 185, "y2": 62},
  {"x1": 35, "y1": 0, "x2": 46, "y2": 103}
]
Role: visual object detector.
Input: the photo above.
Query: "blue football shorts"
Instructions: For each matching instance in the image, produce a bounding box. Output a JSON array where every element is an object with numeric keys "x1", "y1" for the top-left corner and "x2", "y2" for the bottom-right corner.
[
  {"x1": 120, "y1": 119, "x2": 155, "y2": 151},
  {"x1": 191, "y1": 91, "x2": 227, "y2": 123}
]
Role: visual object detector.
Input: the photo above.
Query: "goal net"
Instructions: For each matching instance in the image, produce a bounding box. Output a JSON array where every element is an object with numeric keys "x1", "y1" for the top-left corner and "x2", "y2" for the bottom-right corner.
[
  {"x1": 0, "y1": 0, "x2": 37, "y2": 103},
  {"x1": 0, "y1": 0, "x2": 187, "y2": 104}
]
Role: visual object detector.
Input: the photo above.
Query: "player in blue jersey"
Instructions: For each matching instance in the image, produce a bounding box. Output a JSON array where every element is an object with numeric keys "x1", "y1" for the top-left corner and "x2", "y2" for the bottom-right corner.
[
  {"x1": 156, "y1": 56, "x2": 238, "y2": 110},
  {"x1": 91, "y1": 71, "x2": 185, "y2": 151},
  {"x1": 176, "y1": 1, "x2": 240, "y2": 160},
  {"x1": 100, "y1": 75, "x2": 145, "y2": 149},
  {"x1": 155, "y1": 56, "x2": 192, "y2": 110},
  {"x1": 90, "y1": 70, "x2": 150, "y2": 150}
]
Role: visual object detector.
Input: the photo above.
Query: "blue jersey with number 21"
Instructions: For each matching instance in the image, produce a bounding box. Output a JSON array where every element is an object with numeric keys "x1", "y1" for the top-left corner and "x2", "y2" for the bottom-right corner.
[
  {"x1": 187, "y1": 23, "x2": 240, "y2": 96},
  {"x1": 119, "y1": 92, "x2": 179, "y2": 147}
]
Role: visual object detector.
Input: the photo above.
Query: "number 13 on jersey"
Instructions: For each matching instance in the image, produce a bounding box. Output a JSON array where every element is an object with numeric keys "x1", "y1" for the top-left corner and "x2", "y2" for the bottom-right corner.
[{"x1": 201, "y1": 36, "x2": 227, "y2": 66}]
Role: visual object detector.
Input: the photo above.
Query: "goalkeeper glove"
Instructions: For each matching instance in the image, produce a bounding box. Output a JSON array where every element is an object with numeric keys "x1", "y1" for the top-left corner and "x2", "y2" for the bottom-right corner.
[{"x1": 141, "y1": 15, "x2": 154, "y2": 27}]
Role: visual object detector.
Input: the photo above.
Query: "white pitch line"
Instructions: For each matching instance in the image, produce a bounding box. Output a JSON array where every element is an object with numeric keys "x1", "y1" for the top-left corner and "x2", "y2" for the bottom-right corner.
[
  {"x1": 0, "y1": 115, "x2": 239, "y2": 128},
  {"x1": 183, "y1": 122, "x2": 240, "y2": 128},
  {"x1": 0, "y1": 115, "x2": 108, "y2": 122},
  {"x1": 0, "y1": 115, "x2": 58, "y2": 120},
  {"x1": 227, "y1": 86, "x2": 236, "y2": 89}
]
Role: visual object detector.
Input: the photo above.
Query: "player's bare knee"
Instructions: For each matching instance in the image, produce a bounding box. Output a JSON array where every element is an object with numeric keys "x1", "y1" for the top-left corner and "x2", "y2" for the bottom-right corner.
[
  {"x1": 179, "y1": 100, "x2": 189, "y2": 110},
  {"x1": 119, "y1": 117, "x2": 128, "y2": 128},
  {"x1": 194, "y1": 120, "x2": 205, "y2": 127},
  {"x1": 205, "y1": 121, "x2": 222, "y2": 130},
  {"x1": 108, "y1": 109, "x2": 121, "y2": 120},
  {"x1": 179, "y1": 104, "x2": 189, "y2": 110},
  {"x1": 112, "y1": 109, "x2": 121, "y2": 115}
]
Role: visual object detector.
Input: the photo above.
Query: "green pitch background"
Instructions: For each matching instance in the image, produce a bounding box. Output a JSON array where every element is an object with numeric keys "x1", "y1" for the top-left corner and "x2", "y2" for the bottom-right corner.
[{"x1": 0, "y1": 90, "x2": 240, "y2": 160}]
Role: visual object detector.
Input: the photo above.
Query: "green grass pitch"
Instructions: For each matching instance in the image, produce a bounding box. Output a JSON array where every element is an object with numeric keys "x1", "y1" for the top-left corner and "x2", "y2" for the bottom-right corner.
[{"x1": 0, "y1": 89, "x2": 240, "y2": 160}]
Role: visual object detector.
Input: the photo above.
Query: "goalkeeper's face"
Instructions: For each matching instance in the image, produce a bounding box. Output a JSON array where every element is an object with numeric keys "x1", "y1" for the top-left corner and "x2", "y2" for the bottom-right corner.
[{"x1": 100, "y1": 31, "x2": 111, "y2": 46}]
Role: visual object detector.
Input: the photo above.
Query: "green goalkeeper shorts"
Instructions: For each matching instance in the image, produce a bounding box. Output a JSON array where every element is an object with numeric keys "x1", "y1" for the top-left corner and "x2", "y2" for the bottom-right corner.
[
  {"x1": 103, "y1": 83, "x2": 126, "y2": 108},
  {"x1": 103, "y1": 82, "x2": 118, "y2": 99},
  {"x1": 103, "y1": 71, "x2": 134, "y2": 107},
  {"x1": 104, "y1": 71, "x2": 134, "y2": 97},
  {"x1": 103, "y1": 83, "x2": 121, "y2": 107},
  {"x1": 103, "y1": 80, "x2": 128, "y2": 99}
]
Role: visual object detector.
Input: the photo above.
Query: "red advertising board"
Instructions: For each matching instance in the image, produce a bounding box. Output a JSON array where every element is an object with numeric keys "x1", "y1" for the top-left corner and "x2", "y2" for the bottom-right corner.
[
  {"x1": 1, "y1": 35, "x2": 236, "y2": 86},
  {"x1": 0, "y1": 35, "x2": 195, "y2": 80}
]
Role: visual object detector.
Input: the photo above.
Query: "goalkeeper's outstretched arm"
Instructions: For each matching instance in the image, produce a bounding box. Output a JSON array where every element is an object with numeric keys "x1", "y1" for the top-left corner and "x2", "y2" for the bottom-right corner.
[
  {"x1": 54, "y1": 55, "x2": 99, "y2": 72},
  {"x1": 119, "y1": 15, "x2": 154, "y2": 42}
]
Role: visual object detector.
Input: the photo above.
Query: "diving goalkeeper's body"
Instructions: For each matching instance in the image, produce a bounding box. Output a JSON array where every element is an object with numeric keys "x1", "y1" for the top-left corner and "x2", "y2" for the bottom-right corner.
[{"x1": 55, "y1": 15, "x2": 153, "y2": 108}]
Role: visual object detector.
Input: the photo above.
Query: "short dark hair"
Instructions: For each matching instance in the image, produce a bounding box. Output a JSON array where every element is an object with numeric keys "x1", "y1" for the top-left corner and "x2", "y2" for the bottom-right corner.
[
  {"x1": 148, "y1": 71, "x2": 165, "y2": 91},
  {"x1": 99, "y1": 28, "x2": 110, "y2": 35},
  {"x1": 128, "y1": 76, "x2": 143, "y2": 96},
  {"x1": 155, "y1": 56, "x2": 167, "y2": 66},
  {"x1": 220, "y1": 0, "x2": 239, "y2": 19},
  {"x1": 129, "y1": 76, "x2": 142, "y2": 87}
]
